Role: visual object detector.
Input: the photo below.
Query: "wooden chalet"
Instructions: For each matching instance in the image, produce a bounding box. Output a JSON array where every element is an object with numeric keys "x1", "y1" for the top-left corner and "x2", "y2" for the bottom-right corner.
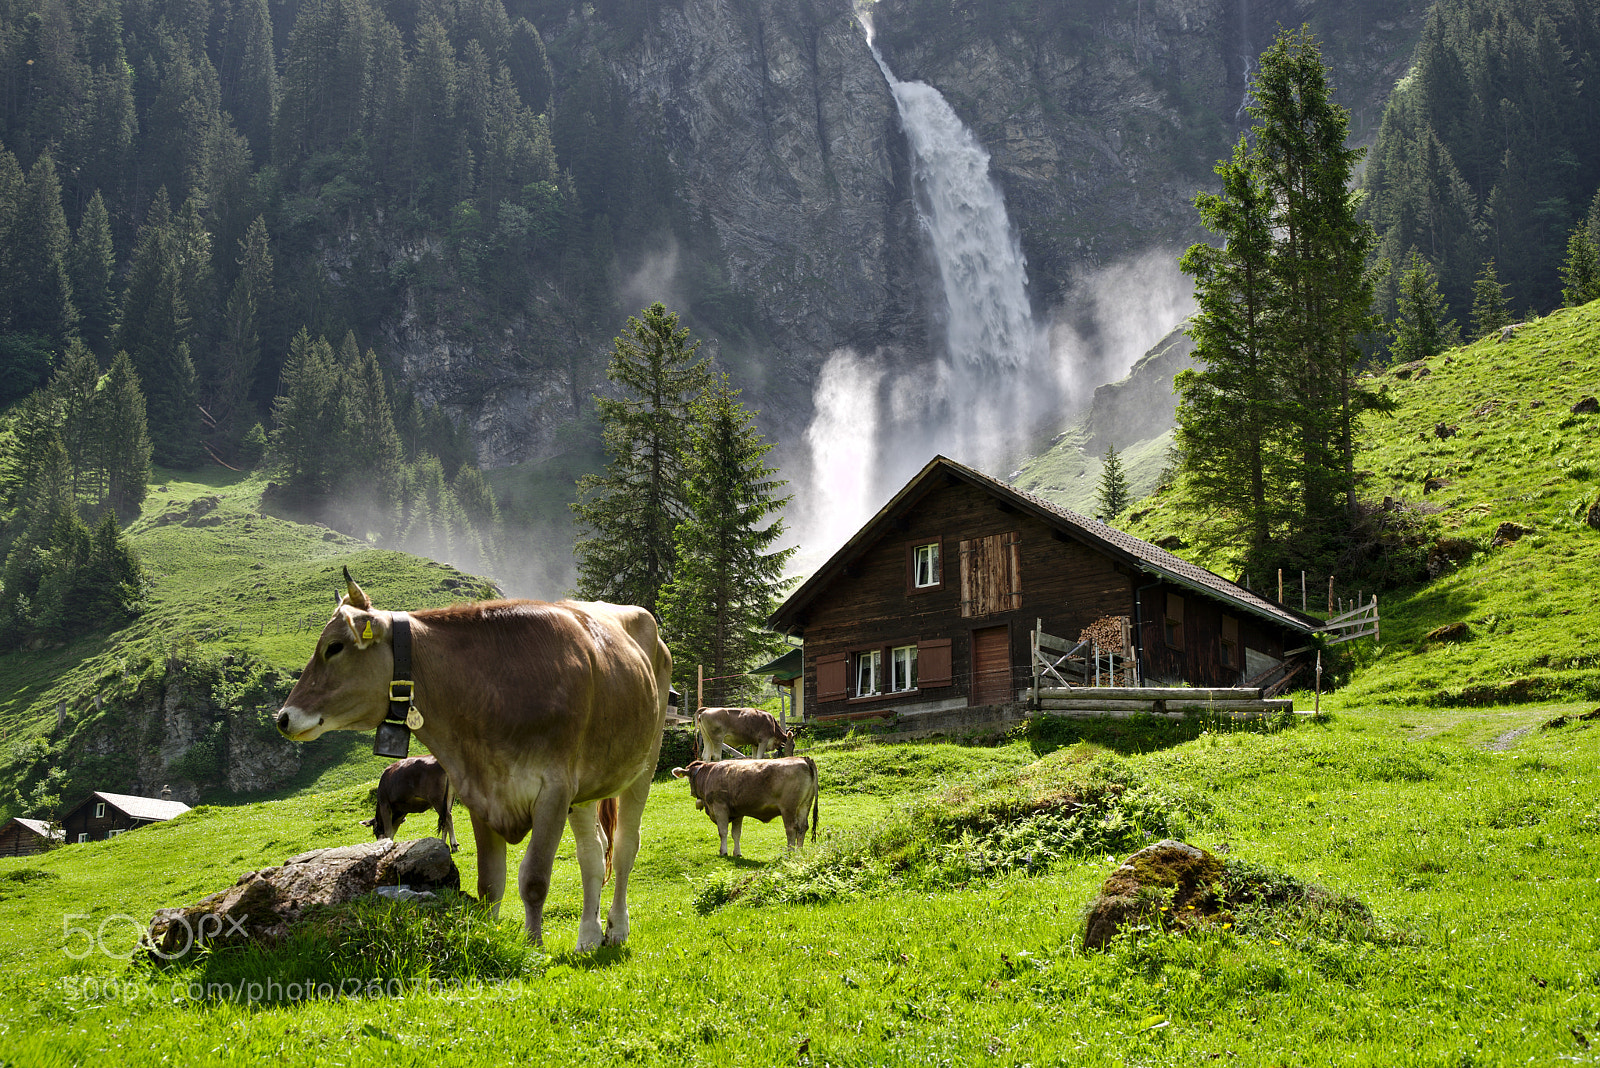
[
  {"x1": 768, "y1": 456, "x2": 1320, "y2": 723},
  {"x1": 0, "y1": 817, "x2": 64, "y2": 857},
  {"x1": 60, "y1": 791, "x2": 191, "y2": 844}
]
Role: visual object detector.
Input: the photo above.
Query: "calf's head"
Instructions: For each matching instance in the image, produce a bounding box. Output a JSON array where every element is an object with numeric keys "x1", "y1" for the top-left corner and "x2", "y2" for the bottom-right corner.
[
  {"x1": 780, "y1": 729, "x2": 797, "y2": 757},
  {"x1": 670, "y1": 762, "x2": 712, "y2": 806},
  {"x1": 276, "y1": 573, "x2": 396, "y2": 742}
]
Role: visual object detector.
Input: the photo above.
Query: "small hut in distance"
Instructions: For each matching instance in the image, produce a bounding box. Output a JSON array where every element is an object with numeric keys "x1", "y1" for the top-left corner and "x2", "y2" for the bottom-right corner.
[
  {"x1": 0, "y1": 817, "x2": 65, "y2": 857},
  {"x1": 59, "y1": 791, "x2": 191, "y2": 844}
]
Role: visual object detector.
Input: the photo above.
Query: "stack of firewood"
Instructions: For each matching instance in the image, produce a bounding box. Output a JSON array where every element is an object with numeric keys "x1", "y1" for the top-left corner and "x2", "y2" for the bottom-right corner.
[{"x1": 1077, "y1": 616, "x2": 1129, "y2": 654}]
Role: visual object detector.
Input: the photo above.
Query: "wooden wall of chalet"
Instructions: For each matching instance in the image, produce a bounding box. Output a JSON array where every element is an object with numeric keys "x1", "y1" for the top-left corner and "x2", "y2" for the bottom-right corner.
[
  {"x1": 1135, "y1": 582, "x2": 1289, "y2": 688},
  {"x1": 61, "y1": 800, "x2": 139, "y2": 844},
  {"x1": 0, "y1": 822, "x2": 54, "y2": 857},
  {"x1": 800, "y1": 479, "x2": 1136, "y2": 712}
]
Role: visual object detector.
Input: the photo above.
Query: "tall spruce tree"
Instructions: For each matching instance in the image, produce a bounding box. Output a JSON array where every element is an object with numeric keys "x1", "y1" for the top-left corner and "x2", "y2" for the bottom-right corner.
[
  {"x1": 1250, "y1": 27, "x2": 1379, "y2": 554},
  {"x1": 97, "y1": 352, "x2": 152, "y2": 519},
  {"x1": 1174, "y1": 135, "x2": 1286, "y2": 563},
  {"x1": 1391, "y1": 250, "x2": 1460, "y2": 362},
  {"x1": 1469, "y1": 260, "x2": 1513, "y2": 338},
  {"x1": 572, "y1": 302, "x2": 710, "y2": 615},
  {"x1": 268, "y1": 329, "x2": 340, "y2": 500},
  {"x1": 657, "y1": 374, "x2": 794, "y2": 706},
  {"x1": 1176, "y1": 27, "x2": 1380, "y2": 569},
  {"x1": 69, "y1": 191, "x2": 117, "y2": 355}
]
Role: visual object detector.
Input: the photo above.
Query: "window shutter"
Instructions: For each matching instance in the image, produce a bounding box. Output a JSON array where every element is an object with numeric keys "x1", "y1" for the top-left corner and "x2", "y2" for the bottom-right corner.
[
  {"x1": 816, "y1": 653, "x2": 848, "y2": 702},
  {"x1": 918, "y1": 638, "x2": 953, "y2": 687}
]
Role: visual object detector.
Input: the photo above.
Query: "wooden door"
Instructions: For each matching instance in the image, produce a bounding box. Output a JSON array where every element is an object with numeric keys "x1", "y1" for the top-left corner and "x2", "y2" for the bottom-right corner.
[{"x1": 971, "y1": 625, "x2": 1012, "y2": 707}]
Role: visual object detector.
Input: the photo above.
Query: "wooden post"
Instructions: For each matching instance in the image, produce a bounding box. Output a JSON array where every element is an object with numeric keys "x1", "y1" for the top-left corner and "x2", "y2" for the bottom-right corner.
[
  {"x1": 697, "y1": 665, "x2": 704, "y2": 715},
  {"x1": 1277, "y1": 569, "x2": 1283, "y2": 604},
  {"x1": 1032, "y1": 620, "x2": 1042, "y2": 710},
  {"x1": 1327, "y1": 575, "x2": 1334, "y2": 616},
  {"x1": 1372, "y1": 595, "x2": 1379, "y2": 644},
  {"x1": 1301, "y1": 571, "x2": 1306, "y2": 612},
  {"x1": 1314, "y1": 649, "x2": 1322, "y2": 715}
]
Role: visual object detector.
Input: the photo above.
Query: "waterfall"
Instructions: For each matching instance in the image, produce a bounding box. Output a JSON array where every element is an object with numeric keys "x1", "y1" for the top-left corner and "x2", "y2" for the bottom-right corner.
[{"x1": 798, "y1": 22, "x2": 1048, "y2": 554}]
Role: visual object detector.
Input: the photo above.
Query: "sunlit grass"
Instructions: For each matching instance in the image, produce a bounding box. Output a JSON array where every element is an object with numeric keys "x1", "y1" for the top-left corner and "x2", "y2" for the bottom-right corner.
[{"x1": 2, "y1": 711, "x2": 1598, "y2": 1065}]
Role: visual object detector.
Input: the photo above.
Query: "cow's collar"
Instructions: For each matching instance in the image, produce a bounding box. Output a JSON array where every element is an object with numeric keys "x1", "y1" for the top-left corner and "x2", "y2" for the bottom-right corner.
[
  {"x1": 389, "y1": 611, "x2": 415, "y2": 720},
  {"x1": 374, "y1": 612, "x2": 416, "y2": 758}
]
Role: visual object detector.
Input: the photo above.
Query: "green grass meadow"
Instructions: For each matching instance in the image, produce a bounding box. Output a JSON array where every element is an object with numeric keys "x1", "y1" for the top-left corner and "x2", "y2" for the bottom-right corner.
[{"x1": 2, "y1": 705, "x2": 1599, "y2": 1066}]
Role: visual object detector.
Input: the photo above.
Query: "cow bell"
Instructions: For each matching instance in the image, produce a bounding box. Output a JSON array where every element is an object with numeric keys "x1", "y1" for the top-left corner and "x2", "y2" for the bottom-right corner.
[{"x1": 373, "y1": 718, "x2": 411, "y2": 759}]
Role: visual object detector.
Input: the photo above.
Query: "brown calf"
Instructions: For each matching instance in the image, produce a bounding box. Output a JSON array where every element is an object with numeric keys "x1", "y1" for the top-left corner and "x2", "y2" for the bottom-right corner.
[{"x1": 671, "y1": 757, "x2": 818, "y2": 857}]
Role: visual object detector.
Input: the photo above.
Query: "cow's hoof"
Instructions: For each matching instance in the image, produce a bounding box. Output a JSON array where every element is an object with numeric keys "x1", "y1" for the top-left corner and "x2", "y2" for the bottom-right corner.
[{"x1": 601, "y1": 922, "x2": 629, "y2": 947}]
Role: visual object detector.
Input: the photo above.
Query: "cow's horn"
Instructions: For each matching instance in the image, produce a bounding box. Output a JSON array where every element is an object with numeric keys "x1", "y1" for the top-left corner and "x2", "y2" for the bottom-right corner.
[
  {"x1": 343, "y1": 566, "x2": 371, "y2": 610},
  {"x1": 670, "y1": 767, "x2": 688, "y2": 779}
]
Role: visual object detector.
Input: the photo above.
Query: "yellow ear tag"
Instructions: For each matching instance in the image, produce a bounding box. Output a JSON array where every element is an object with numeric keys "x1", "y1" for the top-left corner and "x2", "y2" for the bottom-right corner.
[{"x1": 361, "y1": 621, "x2": 373, "y2": 643}]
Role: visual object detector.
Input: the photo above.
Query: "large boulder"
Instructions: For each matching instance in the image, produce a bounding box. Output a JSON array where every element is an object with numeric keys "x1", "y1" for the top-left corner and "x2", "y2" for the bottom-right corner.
[
  {"x1": 1082, "y1": 839, "x2": 1223, "y2": 950},
  {"x1": 147, "y1": 838, "x2": 459, "y2": 963}
]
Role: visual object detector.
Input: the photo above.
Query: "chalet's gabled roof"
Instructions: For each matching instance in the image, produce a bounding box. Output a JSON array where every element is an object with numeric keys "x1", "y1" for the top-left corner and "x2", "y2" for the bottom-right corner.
[
  {"x1": 71, "y1": 791, "x2": 192, "y2": 823},
  {"x1": 9, "y1": 817, "x2": 64, "y2": 840},
  {"x1": 769, "y1": 455, "x2": 1319, "y2": 636}
]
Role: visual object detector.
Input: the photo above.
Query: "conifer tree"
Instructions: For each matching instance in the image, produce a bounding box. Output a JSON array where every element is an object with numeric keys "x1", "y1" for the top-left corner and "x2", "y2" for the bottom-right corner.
[
  {"x1": 4, "y1": 150, "x2": 77, "y2": 346},
  {"x1": 657, "y1": 374, "x2": 794, "y2": 706},
  {"x1": 69, "y1": 192, "x2": 117, "y2": 355},
  {"x1": 1249, "y1": 27, "x2": 1379, "y2": 552},
  {"x1": 211, "y1": 216, "x2": 274, "y2": 449},
  {"x1": 1175, "y1": 135, "x2": 1286, "y2": 563},
  {"x1": 1096, "y1": 443, "x2": 1130, "y2": 521},
  {"x1": 572, "y1": 302, "x2": 710, "y2": 615},
  {"x1": 115, "y1": 191, "x2": 203, "y2": 468},
  {"x1": 1470, "y1": 260, "x2": 1513, "y2": 338},
  {"x1": 1560, "y1": 223, "x2": 1600, "y2": 308},
  {"x1": 97, "y1": 352, "x2": 152, "y2": 519},
  {"x1": 1176, "y1": 27, "x2": 1380, "y2": 569},
  {"x1": 1391, "y1": 250, "x2": 1460, "y2": 363},
  {"x1": 268, "y1": 329, "x2": 340, "y2": 499}
]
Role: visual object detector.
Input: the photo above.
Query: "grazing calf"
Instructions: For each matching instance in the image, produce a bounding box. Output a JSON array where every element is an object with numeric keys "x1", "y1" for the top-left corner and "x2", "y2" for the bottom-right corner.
[
  {"x1": 696, "y1": 706, "x2": 796, "y2": 761},
  {"x1": 361, "y1": 755, "x2": 459, "y2": 850},
  {"x1": 671, "y1": 757, "x2": 818, "y2": 857}
]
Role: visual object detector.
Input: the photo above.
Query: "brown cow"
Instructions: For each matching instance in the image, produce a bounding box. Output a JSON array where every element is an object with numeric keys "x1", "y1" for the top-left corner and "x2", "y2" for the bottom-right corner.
[
  {"x1": 696, "y1": 706, "x2": 796, "y2": 761},
  {"x1": 670, "y1": 757, "x2": 819, "y2": 857},
  {"x1": 277, "y1": 575, "x2": 669, "y2": 950},
  {"x1": 360, "y1": 755, "x2": 459, "y2": 850}
]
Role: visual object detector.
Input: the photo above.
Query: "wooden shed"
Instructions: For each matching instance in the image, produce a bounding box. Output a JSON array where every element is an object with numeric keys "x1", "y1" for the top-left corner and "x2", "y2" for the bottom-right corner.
[
  {"x1": 60, "y1": 792, "x2": 191, "y2": 844},
  {"x1": 0, "y1": 817, "x2": 64, "y2": 857},
  {"x1": 768, "y1": 455, "x2": 1319, "y2": 723}
]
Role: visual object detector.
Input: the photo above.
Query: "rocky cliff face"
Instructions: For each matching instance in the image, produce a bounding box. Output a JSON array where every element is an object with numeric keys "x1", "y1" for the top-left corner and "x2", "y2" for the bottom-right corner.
[{"x1": 414, "y1": 0, "x2": 1428, "y2": 468}]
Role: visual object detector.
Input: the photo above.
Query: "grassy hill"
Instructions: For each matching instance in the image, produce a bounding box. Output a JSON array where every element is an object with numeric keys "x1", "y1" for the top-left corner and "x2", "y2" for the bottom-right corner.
[{"x1": 0, "y1": 469, "x2": 499, "y2": 819}]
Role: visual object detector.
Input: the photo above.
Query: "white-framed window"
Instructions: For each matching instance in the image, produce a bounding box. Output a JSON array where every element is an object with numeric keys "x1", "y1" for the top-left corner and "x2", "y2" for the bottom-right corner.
[
  {"x1": 94, "y1": 802, "x2": 105, "y2": 819},
  {"x1": 913, "y1": 542, "x2": 941, "y2": 588},
  {"x1": 77, "y1": 832, "x2": 89, "y2": 843},
  {"x1": 854, "y1": 649, "x2": 882, "y2": 697},
  {"x1": 891, "y1": 645, "x2": 918, "y2": 692},
  {"x1": 108, "y1": 828, "x2": 125, "y2": 838}
]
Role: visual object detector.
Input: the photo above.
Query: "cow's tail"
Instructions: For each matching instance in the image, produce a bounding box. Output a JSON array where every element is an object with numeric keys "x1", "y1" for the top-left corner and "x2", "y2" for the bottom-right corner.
[
  {"x1": 599, "y1": 796, "x2": 619, "y2": 884},
  {"x1": 806, "y1": 756, "x2": 819, "y2": 845}
]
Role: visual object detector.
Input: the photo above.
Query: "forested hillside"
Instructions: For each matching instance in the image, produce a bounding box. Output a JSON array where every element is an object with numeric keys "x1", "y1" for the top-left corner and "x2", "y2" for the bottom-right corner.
[{"x1": 1362, "y1": 0, "x2": 1600, "y2": 321}]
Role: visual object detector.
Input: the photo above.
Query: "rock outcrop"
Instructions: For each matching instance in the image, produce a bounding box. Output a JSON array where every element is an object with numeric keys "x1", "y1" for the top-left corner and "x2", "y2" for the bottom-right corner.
[{"x1": 147, "y1": 838, "x2": 460, "y2": 962}]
